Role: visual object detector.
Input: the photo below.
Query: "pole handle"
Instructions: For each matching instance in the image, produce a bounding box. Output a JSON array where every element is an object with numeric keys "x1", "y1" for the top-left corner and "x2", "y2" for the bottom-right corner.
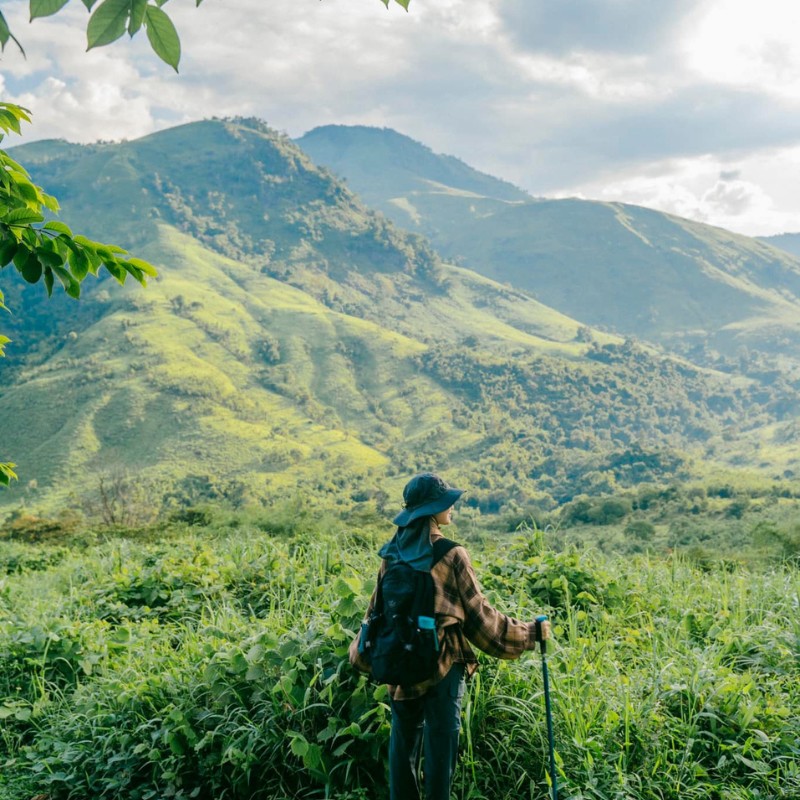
[{"x1": 535, "y1": 614, "x2": 548, "y2": 655}]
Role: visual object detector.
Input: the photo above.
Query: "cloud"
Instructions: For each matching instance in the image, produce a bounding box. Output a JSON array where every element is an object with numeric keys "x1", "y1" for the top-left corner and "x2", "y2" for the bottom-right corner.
[
  {"x1": 683, "y1": 0, "x2": 800, "y2": 101},
  {"x1": 3, "y1": 0, "x2": 800, "y2": 235},
  {"x1": 702, "y1": 177, "x2": 766, "y2": 217},
  {"x1": 496, "y1": 0, "x2": 701, "y2": 57},
  {"x1": 568, "y1": 147, "x2": 800, "y2": 235}
]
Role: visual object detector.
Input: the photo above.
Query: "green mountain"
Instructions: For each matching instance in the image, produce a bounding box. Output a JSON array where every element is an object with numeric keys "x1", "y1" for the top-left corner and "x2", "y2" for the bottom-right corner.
[
  {"x1": 761, "y1": 232, "x2": 800, "y2": 259},
  {"x1": 296, "y1": 125, "x2": 530, "y2": 209},
  {"x1": 299, "y1": 126, "x2": 800, "y2": 361},
  {"x1": 1, "y1": 119, "x2": 798, "y2": 517}
]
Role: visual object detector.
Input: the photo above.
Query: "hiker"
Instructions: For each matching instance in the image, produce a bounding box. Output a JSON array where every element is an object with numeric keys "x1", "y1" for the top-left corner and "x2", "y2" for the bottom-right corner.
[{"x1": 350, "y1": 472, "x2": 551, "y2": 800}]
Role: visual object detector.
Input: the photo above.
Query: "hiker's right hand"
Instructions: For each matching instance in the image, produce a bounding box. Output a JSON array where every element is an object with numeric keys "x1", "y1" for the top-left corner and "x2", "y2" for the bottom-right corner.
[{"x1": 538, "y1": 619, "x2": 551, "y2": 640}]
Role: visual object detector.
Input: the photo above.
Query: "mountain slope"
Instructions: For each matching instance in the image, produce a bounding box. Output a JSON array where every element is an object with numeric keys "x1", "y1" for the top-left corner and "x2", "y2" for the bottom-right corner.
[
  {"x1": 1, "y1": 119, "x2": 798, "y2": 516},
  {"x1": 299, "y1": 126, "x2": 800, "y2": 361},
  {"x1": 297, "y1": 125, "x2": 530, "y2": 208},
  {"x1": 761, "y1": 232, "x2": 800, "y2": 258}
]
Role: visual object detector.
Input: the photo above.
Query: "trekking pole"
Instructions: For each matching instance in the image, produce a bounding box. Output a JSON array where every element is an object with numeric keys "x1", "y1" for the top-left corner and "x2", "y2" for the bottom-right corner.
[{"x1": 536, "y1": 615, "x2": 558, "y2": 800}]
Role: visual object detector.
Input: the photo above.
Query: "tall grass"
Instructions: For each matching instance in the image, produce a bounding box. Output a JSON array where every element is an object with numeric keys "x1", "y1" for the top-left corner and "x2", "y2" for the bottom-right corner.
[{"x1": 0, "y1": 523, "x2": 797, "y2": 800}]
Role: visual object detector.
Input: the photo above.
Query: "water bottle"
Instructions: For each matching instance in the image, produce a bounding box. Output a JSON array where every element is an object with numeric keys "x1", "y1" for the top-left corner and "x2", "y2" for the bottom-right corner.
[{"x1": 418, "y1": 616, "x2": 438, "y2": 652}]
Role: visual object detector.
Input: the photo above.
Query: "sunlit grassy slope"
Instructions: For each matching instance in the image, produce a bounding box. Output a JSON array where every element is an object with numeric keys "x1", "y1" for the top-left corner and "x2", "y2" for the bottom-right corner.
[
  {"x1": 300, "y1": 126, "x2": 800, "y2": 359},
  {"x1": 0, "y1": 218, "x2": 608, "y2": 512},
  {"x1": 2, "y1": 119, "x2": 799, "y2": 515}
]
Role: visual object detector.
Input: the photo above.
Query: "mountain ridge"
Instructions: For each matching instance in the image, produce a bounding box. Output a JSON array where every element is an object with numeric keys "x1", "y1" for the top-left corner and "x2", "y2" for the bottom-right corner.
[
  {"x1": 2, "y1": 118, "x2": 799, "y2": 516},
  {"x1": 297, "y1": 125, "x2": 531, "y2": 206},
  {"x1": 298, "y1": 125, "x2": 800, "y2": 364}
]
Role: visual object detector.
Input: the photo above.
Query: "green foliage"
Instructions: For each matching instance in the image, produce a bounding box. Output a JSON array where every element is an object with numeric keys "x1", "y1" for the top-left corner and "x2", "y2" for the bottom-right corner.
[
  {"x1": 0, "y1": 463, "x2": 16, "y2": 487},
  {"x1": 1, "y1": 0, "x2": 410, "y2": 71},
  {"x1": 0, "y1": 0, "x2": 198, "y2": 70},
  {"x1": 479, "y1": 534, "x2": 621, "y2": 612},
  {"x1": 0, "y1": 517, "x2": 797, "y2": 800},
  {"x1": 0, "y1": 104, "x2": 158, "y2": 299},
  {"x1": 0, "y1": 103, "x2": 158, "y2": 486},
  {"x1": 0, "y1": 539, "x2": 68, "y2": 575}
]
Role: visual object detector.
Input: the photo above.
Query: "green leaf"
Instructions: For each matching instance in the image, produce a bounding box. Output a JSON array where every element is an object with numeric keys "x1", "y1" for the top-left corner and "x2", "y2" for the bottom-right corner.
[
  {"x1": 0, "y1": 238, "x2": 17, "y2": 267},
  {"x1": 30, "y1": 0, "x2": 72, "y2": 20},
  {"x1": 42, "y1": 191, "x2": 60, "y2": 212},
  {"x1": 394, "y1": 0, "x2": 410, "y2": 8},
  {"x1": 72, "y1": 234, "x2": 97, "y2": 248},
  {"x1": 87, "y1": 0, "x2": 130, "y2": 49},
  {"x1": 95, "y1": 242, "x2": 127, "y2": 256},
  {"x1": 0, "y1": 462, "x2": 17, "y2": 486},
  {"x1": 11, "y1": 177, "x2": 41, "y2": 204},
  {"x1": 43, "y1": 266, "x2": 54, "y2": 297},
  {"x1": 0, "y1": 12, "x2": 26, "y2": 56},
  {"x1": 82, "y1": 0, "x2": 101, "y2": 11},
  {"x1": 144, "y1": 5, "x2": 180, "y2": 70},
  {"x1": 0, "y1": 102, "x2": 32, "y2": 125},
  {"x1": 35, "y1": 246, "x2": 65, "y2": 268},
  {"x1": 42, "y1": 220, "x2": 74, "y2": 237},
  {"x1": 288, "y1": 732, "x2": 309, "y2": 758},
  {"x1": 0, "y1": 12, "x2": 9, "y2": 49},
  {"x1": 1, "y1": 160, "x2": 32, "y2": 185},
  {"x1": 128, "y1": 0, "x2": 147, "y2": 35},
  {"x1": 17, "y1": 251, "x2": 43, "y2": 284},
  {"x1": 121, "y1": 256, "x2": 158, "y2": 280},
  {"x1": 0, "y1": 109, "x2": 22, "y2": 135},
  {"x1": 68, "y1": 242, "x2": 90, "y2": 281},
  {"x1": 52, "y1": 264, "x2": 81, "y2": 298},
  {"x1": 2, "y1": 208, "x2": 44, "y2": 226},
  {"x1": 104, "y1": 260, "x2": 127, "y2": 284},
  {"x1": 68, "y1": 246, "x2": 91, "y2": 281}
]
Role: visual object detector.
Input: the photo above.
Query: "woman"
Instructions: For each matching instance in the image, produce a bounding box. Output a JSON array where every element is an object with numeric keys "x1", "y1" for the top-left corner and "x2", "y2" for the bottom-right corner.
[{"x1": 350, "y1": 472, "x2": 551, "y2": 800}]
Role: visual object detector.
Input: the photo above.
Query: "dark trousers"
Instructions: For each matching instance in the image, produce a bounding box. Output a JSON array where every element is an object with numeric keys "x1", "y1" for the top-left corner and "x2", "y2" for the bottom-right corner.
[{"x1": 388, "y1": 663, "x2": 466, "y2": 800}]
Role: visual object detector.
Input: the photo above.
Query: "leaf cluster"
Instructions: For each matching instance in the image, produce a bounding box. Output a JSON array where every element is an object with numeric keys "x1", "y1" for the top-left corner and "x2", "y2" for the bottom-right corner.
[
  {"x1": 0, "y1": 104, "x2": 157, "y2": 301},
  {"x1": 0, "y1": 463, "x2": 17, "y2": 487},
  {"x1": 1, "y1": 0, "x2": 410, "y2": 72}
]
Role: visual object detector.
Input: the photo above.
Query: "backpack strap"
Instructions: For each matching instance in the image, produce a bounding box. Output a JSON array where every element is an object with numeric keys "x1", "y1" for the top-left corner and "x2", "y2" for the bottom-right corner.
[
  {"x1": 374, "y1": 539, "x2": 458, "y2": 610},
  {"x1": 431, "y1": 538, "x2": 459, "y2": 567}
]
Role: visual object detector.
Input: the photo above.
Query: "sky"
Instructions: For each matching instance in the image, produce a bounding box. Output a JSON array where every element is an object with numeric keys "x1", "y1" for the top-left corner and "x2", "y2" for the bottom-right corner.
[{"x1": 3, "y1": 0, "x2": 800, "y2": 237}]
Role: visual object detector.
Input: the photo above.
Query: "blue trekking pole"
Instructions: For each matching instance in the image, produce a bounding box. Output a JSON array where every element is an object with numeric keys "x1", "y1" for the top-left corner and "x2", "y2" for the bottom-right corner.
[{"x1": 536, "y1": 615, "x2": 558, "y2": 800}]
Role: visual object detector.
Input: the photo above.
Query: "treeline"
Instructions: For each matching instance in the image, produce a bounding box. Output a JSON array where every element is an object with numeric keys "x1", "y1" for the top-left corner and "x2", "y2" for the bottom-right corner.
[{"x1": 408, "y1": 339, "x2": 799, "y2": 509}]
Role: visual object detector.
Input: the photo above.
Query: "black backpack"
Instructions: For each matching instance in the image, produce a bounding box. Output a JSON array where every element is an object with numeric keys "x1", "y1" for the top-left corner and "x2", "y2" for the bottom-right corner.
[{"x1": 359, "y1": 538, "x2": 458, "y2": 687}]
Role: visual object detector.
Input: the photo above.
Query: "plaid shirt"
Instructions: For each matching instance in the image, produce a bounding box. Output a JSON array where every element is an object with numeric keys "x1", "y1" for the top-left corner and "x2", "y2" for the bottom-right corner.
[{"x1": 349, "y1": 522, "x2": 540, "y2": 700}]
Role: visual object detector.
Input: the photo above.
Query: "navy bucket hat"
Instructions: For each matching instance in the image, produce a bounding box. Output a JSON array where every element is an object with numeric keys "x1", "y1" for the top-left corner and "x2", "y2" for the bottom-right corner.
[{"x1": 392, "y1": 473, "x2": 465, "y2": 527}]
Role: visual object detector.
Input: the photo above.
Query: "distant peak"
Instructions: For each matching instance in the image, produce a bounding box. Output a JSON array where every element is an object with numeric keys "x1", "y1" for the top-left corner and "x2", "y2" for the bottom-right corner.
[{"x1": 297, "y1": 124, "x2": 530, "y2": 203}]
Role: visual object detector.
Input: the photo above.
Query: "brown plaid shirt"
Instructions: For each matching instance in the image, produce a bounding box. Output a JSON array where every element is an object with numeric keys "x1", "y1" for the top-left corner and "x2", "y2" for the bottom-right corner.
[{"x1": 349, "y1": 522, "x2": 540, "y2": 700}]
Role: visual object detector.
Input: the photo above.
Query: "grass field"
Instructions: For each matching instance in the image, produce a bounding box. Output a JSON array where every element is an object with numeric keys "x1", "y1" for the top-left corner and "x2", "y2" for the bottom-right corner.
[{"x1": 0, "y1": 507, "x2": 797, "y2": 800}]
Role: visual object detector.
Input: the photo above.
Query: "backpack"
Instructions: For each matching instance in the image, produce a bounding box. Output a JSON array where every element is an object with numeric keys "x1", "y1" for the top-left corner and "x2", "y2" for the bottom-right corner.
[{"x1": 358, "y1": 538, "x2": 458, "y2": 687}]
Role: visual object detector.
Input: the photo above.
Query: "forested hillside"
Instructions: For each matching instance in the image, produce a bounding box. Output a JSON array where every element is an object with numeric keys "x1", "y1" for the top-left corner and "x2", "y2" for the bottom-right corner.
[
  {"x1": 1, "y1": 119, "x2": 799, "y2": 518},
  {"x1": 300, "y1": 125, "x2": 800, "y2": 363}
]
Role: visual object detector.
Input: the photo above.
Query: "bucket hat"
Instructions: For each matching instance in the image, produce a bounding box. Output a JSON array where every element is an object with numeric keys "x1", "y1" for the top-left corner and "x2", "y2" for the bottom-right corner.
[{"x1": 392, "y1": 473, "x2": 465, "y2": 527}]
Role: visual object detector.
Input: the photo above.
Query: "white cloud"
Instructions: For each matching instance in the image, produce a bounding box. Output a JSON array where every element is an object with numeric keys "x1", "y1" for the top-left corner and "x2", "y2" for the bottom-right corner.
[
  {"x1": 3, "y1": 0, "x2": 800, "y2": 236},
  {"x1": 569, "y1": 147, "x2": 800, "y2": 235},
  {"x1": 684, "y1": 0, "x2": 800, "y2": 101}
]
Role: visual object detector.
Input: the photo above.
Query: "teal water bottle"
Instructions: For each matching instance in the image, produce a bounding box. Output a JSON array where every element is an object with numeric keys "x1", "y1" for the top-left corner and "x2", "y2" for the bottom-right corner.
[{"x1": 418, "y1": 616, "x2": 438, "y2": 652}]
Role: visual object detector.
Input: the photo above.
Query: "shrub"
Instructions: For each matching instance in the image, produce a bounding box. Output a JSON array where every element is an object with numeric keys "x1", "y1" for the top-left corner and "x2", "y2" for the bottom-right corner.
[{"x1": 624, "y1": 520, "x2": 655, "y2": 541}]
